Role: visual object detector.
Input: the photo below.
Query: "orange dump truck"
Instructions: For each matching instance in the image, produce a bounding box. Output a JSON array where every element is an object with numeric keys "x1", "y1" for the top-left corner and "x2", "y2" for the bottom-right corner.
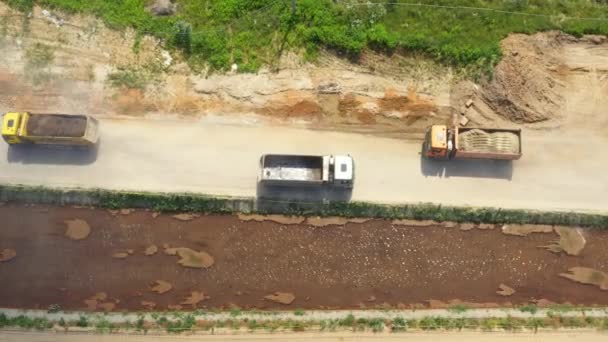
[{"x1": 422, "y1": 125, "x2": 522, "y2": 160}]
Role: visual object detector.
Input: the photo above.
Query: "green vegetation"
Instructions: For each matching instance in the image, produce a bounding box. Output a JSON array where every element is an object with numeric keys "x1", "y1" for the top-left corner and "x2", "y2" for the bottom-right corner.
[
  {"x1": 2, "y1": 184, "x2": 608, "y2": 228},
  {"x1": 5, "y1": 0, "x2": 608, "y2": 76},
  {"x1": 24, "y1": 43, "x2": 54, "y2": 68},
  {"x1": 24, "y1": 42, "x2": 55, "y2": 83},
  {"x1": 6, "y1": 0, "x2": 33, "y2": 12},
  {"x1": 107, "y1": 69, "x2": 149, "y2": 90},
  {"x1": 293, "y1": 309, "x2": 305, "y2": 316},
  {"x1": 167, "y1": 315, "x2": 196, "y2": 333},
  {"x1": 3, "y1": 311, "x2": 608, "y2": 334},
  {"x1": 448, "y1": 304, "x2": 470, "y2": 314},
  {"x1": 94, "y1": 318, "x2": 116, "y2": 333},
  {"x1": 0, "y1": 314, "x2": 53, "y2": 330},
  {"x1": 519, "y1": 304, "x2": 539, "y2": 315},
  {"x1": 391, "y1": 317, "x2": 407, "y2": 331},
  {"x1": 75, "y1": 315, "x2": 89, "y2": 327}
]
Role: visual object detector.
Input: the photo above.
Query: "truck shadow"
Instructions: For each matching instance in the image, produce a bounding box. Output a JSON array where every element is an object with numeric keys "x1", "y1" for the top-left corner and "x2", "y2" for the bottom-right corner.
[
  {"x1": 6, "y1": 141, "x2": 100, "y2": 165},
  {"x1": 420, "y1": 156, "x2": 514, "y2": 180},
  {"x1": 256, "y1": 182, "x2": 353, "y2": 213}
]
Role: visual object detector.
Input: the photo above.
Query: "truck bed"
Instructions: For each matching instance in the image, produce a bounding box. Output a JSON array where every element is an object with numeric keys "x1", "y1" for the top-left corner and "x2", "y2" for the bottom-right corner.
[
  {"x1": 260, "y1": 155, "x2": 323, "y2": 182},
  {"x1": 26, "y1": 114, "x2": 88, "y2": 137},
  {"x1": 456, "y1": 128, "x2": 522, "y2": 160}
]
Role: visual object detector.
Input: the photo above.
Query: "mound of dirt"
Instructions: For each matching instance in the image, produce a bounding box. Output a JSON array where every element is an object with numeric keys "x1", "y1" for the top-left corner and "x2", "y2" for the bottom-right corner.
[
  {"x1": 26, "y1": 114, "x2": 87, "y2": 137},
  {"x1": 478, "y1": 32, "x2": 566, "y2": 123}
]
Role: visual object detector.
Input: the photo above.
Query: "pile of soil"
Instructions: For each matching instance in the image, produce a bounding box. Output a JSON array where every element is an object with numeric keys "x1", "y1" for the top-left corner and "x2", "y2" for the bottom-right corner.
[
  {"x1": 27, "y1": 114, "x2": 87, "y2": 137},
  {"x1": 479, "y1": 32, "x2": 566, "y2": 123}
]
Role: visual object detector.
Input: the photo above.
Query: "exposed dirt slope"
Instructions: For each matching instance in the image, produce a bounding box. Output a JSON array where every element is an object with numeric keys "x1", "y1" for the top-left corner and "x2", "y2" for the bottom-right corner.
[
  {"x1": 454, "y1": 32, "x2": 608, "y2": 132},
  {"x1": 0, "y1": 3, "x2": 455, "y2": 138}
]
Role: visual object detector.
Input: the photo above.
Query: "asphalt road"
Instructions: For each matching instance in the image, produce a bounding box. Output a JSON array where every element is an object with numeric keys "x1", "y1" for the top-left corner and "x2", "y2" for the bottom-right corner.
[{"x1": 0, "y1": 117, "x2": 606, "y2": 213}]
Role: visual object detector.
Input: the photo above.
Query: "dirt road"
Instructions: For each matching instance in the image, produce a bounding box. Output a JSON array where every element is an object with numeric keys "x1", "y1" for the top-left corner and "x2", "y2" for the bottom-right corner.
[
  {"x1": 0, "y1": 204, "x2": 607, "y2": 310},
  {"x1": 1, "y1": 331, "x2": 607, "y2": 342},
  {"x1": 1, "y1": 117, "x2": 607, "y2": 213}
]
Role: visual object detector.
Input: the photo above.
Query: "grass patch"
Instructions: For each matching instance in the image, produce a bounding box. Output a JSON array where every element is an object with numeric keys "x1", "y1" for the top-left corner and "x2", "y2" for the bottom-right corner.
[
  {"x1": 338, "y1": 314, "x2": 355, "y2": 327},
  {"x1": 107, "y1": 68, "x2": 149, "y2": 90},
  {"x1": 293, "y1": 309, "x2": 305, "y2": 316},
  {"x1": 76, "y1": 315, "x2": 89, "y2": 327},
  {"x1": 448, "y1": 304, "x2": 470, "y2": 314},
  {"x1": 2, "y1": 311, "x2": 608, "y2": 334},
  {"x1": 0, "y1": 314, "x2": 53, "y2": 330},
  {"x1": 391, "y1": 316, "x2": 407, "y2": 332},
  {"x1": 1, "y1": 184, "x2": 607, "y2": 228},
  {"x1": 519, "y1": 304, "x2": 539, "y2": 315},
  {"x1": 6, "y1": 0, "x2": 33, "y2": 12},
  {"x1": 158, "y1": 314, "x2": 196, "y2": 334},
  {"x1": 8, "y1": 0, "x2": 607, "y2": 76},
  {"x1": 24, "y1": 42, "x2": 55, "y2": 84},
  {"x1": 94, "y1": 318, "x2": 115, "y2": 333}
]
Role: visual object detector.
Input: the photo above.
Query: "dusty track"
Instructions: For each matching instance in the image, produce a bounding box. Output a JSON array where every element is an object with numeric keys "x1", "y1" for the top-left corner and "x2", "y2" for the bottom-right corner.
[
  {"x1": 0, "y1": 204, "x2": 607, "y2": 311},
  {"x1": 0, "y1": 117, "x2": 607, "y2": 213}
]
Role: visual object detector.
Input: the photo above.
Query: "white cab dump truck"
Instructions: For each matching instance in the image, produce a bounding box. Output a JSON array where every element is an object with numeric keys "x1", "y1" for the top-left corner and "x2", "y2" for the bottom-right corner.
[
  {"x1": 2, "y1": 112, "x2": 99, "y2": 147},
  {"x1": 258, "y1": 154, "x2": 354, "y2": 188},
  {"x1": 422, "y1": 125, "x2": 522, "y2": 160}
]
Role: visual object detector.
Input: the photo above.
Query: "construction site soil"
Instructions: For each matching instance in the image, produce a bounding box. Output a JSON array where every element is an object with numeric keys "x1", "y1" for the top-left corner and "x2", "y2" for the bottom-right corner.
[
  {"x1": 1, "y1": 204, "x2": 608, "y2": 312},
  {"x1": 26, "y1": 114, "x2": 87, "y2": 137}
]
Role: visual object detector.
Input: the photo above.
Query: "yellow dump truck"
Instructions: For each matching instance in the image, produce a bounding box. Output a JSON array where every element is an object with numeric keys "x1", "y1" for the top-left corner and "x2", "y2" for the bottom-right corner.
[
  {"x1": 2, "y1": 112, "x2": 99, "y2": 147},
  {"x1": 422, "y1": 125, "x2": 522, "y2": 160}
]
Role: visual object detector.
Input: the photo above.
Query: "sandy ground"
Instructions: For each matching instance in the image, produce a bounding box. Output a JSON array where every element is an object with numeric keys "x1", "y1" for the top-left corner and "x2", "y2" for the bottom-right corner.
[
  {"x1": 0, "y1": 117, "x2": 607, "y2": 213},
  {"x1": 1, "y1": 331, "x2": 608, "y2": 342},
  {"x1": 0, "y1": 204, "x2": 607, "y2": 311}
]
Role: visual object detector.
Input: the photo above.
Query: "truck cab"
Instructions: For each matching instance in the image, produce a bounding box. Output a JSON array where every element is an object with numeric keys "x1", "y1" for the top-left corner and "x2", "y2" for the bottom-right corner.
[
  {"x1": 1, "y1": 112, "x2": 25, "y2": 145},
  {"x1": 330, "y1": 155, "x2": 355, "y2": 188},
  {"x1": 422, "y1": 125, "x2": 452, "y2": 160}
]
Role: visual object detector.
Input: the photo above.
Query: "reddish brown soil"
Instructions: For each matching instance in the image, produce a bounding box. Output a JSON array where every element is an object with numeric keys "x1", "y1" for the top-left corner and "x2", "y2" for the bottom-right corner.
[
  {"x1": 1, "y1": 204, "x2": 608, "y2": 311},
  {"x1": 26, "y1": 114, "x2": 87, "y2": 137}
]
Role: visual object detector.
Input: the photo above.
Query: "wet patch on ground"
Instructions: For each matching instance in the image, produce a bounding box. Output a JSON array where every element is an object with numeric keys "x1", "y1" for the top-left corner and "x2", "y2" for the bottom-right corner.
[
  {"x1": 164, "y1": 247, "x2": 214, "y2": 268},
  {"x1": 64, "y1": 219, "x2": 91, "y2": 240},
  {"x1": 540, "y1": 227, "x2": 586, "y2": 256},
  {"x1": 265, "y1": 292, "x2": 296, "y2": 305},
  {"x1": 560, "y1": 267, "x2": 608, "y2": 291}
]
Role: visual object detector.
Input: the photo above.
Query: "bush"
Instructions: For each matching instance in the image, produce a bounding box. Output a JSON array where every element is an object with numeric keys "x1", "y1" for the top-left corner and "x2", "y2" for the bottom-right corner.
[
  {"x1": 519, "y1": 305, "x2": 539, "y2": 314},
  {"x1": 391, "y1": 317, "x2": 407, "y2": 331},
  {"x1": 339, "y1": 314, "x2": 355, "y2": 327},
  {"x1": 76, "y1": 316, "x2": 89, "y2": 328},
  {"x1": 107, "y1": 69, "x2": 148, "y2": 89},
  {"x1": 367, "y1": 318, "x2": 384, "y2": 332}
]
